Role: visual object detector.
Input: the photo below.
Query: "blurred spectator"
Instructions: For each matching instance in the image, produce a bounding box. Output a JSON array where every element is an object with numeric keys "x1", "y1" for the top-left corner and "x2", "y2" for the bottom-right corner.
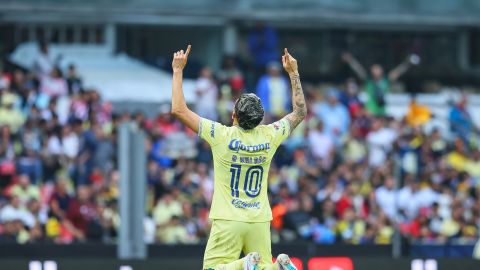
[
  {"x1": 342, "y1": 126, "x2": 367, "y2": 163},
  {"x1": 464, "y1": 149, "x2": 480, "y2": 182},
  {"x1": 308, "y1": 121, "x2": 334, "y2": 163},
  {"x1": 93, "y1": 125, "x2": 115, "y2": 173},
  {"x1": 366, "y1": 118, "x2": 397, "y2": 167},
  {"x1": 10, "y1": 69, "x2": 30, "y2": 97},
  {"x1": 375, "y1": 177, "x2": 397, "y2": 220},
  {"x1": 340, "y1": 78, "x2": 363, "y2": 118},
  {"x1": 196, "y1": 163, "x2": 213, "y2": 204},
  {"x1": 26, "y1": 198, "x2": 47, "y2": 228},
  {"x1": 66, "y1": 64, "x2": 83, "y2": 95},
  {"x1": 448, "y1": 94, "x2": 477, "y2": 145},
  {"x1": 66, "y1": 185, "x2": 101, "y2": 241},
  {"x1": 216, "y1": 56, "x2": 244, "y2": 123},
  {"x1": 342, "y1": 52, "x2": 413, "y2": 116},
  {"x1": 153, "y1": 191, "x2": 183, "y2": 227},
  {"x1": 158, "y1": 215, "x2": 193, "y2": 244},
  {"x1": 10, "y1": 174, "x2": 40, "y2": 207},
  {"x1": 397, "y1": 178, "x2": 438, "y2": 221},
  {"x1": 440, "y1": 205, "x2": 464, "y2": 238},
  {"x1": 335, "y1": 207, "x2": 366, "y2": 244},
  {"x1": 248, "y1": 22, "x2": 279, "y2": 78},
  {"x1": 73, "y1": 120, "x2": 98, "y2": 186},
  {"x1": 313, "y1": 89, "x2": 350, "y2": 142},
  {"x1": 375, "y1": 213, "x2": 394, "y2": 244},
  {"x1": 195, "y1": 67, "x2": 218, "y2": 120},
  {"x1": 447, "y1": 138, "x2": 468, "y2": 172},
  {"x1": 49, "y1": 179, "x2": 72, "y2": 219},
  {"x1": 217, "y1": 55, "x2": 245, "y2": 97},
  {"x1": 0, "y1": 92, "x2": 25, "y2": 133},
  {"x1": 61, "y1": 124, "x2": 79, "y2": 164},
  {"x1": 256, "y1": 62, "x2": 290, "y2": 120},
  {"x1": 100, "y1": 199, "x2": 119, "y2": 242},
  {"x1": 33, "y1": 42, "x2": 56, "y2": 78},
  {"x1": 406, "y1": 97, "x2": 432, "y2": 127},
  {"x1": 40, "y1": 67, "x2": 68, "y2": 98},
  {"x1": 0, "y1": 195, "x2": 35, "y2": 241}
]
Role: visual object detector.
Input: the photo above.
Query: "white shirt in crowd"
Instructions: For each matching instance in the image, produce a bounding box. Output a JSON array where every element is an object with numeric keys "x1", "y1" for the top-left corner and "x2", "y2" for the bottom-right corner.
[
  {"x1": 143, "y1": 217, "x2": 156, "y2": 244},
  {"x1": 375, "y1": 186, "x2": 397, "y2": 219},
  {"x1": 397, "y1": 186, "x2": 439, "y2": 220},
  {"x1": 195, "y1": 77, "x2": 218, "y2": 120},
  {"x1": 34, "y1": 53, "x2": 54, "y2": 77},
  {"x1": 367, "y1": 127, "x2": 397, "y2": 167},
  {"x1": 62, "y1": 133, "x2": 80, "y2": 159},
  {"x1": 47, "y1": 135, "x2": 62, "y2": 155},
  {"x1": 0, "y1": 204, "x2": 36, "y2": 228},
  {"x1": 308, "y1": 128, "x2": 334, "y2": 160},
  {"x1": 268, "y1": 77, "x2": 288, "y2": 116},
  {"x1": 199, "y1": 175, "x2": 214, "y2": 204}
]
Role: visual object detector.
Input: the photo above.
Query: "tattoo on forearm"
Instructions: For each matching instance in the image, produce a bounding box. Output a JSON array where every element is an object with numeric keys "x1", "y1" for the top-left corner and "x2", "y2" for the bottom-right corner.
[{"x1": 285, "y1": 73, "x2": 307, "y2": 130}]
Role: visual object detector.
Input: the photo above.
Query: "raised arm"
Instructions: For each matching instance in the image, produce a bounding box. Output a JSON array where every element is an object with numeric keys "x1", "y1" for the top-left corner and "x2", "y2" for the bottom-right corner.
[
  {"x1": 282, "y1": 48, "x2": 307, "y2": 131},
  {"x1": 342, "y1": 52, "x2": 367, "y2": 80},
  {"x1": 170, "y1": 45, "x2": 200, "y2": 133},
  {"x1": 388, "y1": 55, "x2": 415, "y2": 81}
]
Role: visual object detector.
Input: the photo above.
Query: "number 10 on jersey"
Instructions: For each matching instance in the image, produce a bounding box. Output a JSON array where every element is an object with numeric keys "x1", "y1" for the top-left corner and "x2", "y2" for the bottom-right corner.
[{"x1": 229, "y1": 164, "x2": 264, "y2": 198}]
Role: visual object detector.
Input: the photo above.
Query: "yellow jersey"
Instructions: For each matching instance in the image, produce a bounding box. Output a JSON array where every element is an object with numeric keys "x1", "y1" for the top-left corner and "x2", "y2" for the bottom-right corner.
[{"x1": 198, "y1": 118, "x2": 290, "y2": 222}]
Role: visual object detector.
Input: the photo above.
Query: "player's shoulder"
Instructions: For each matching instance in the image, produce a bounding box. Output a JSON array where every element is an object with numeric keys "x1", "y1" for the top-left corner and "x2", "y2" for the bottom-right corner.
[{"x1": 201, "y1": 118, "x2": 230, "y2": 130}]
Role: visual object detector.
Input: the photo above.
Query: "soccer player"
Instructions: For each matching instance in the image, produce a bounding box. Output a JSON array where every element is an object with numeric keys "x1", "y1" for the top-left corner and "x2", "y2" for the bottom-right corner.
[{"x1": 170, "y1": 45, "x2": 306, "y2": 270}]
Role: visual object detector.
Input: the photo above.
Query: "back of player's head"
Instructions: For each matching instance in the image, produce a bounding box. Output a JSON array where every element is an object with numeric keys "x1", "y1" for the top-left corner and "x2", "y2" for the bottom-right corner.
[{"x1": 234, "y1": 93, "x2": 264, "y2": 130}]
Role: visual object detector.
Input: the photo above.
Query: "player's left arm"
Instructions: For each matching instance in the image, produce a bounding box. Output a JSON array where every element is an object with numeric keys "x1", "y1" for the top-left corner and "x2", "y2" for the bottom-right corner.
[
  {"x1": 281, "y1": 48, "x2": 307, "y2": 132},
  {"x1": 170, "y1": 44, "x2": 201, "y2": 133}
]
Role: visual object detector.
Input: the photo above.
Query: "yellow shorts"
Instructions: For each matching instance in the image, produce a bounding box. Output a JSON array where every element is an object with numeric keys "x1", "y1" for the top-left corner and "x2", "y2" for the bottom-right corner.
[{"x1": 203, "y1": 219, "x2": 273, "y2": 270}]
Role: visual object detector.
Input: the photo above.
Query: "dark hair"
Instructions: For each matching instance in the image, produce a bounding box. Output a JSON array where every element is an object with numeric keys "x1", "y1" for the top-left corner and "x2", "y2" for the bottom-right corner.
[{"x1": 234, "y1": 93, "x2": 264, "y2": 130}]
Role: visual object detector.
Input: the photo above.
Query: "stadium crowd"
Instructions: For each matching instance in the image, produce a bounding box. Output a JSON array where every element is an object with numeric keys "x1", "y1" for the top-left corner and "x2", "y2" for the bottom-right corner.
[{"x1": 0, "y1": 39, "x2": 479, "y2": 246}]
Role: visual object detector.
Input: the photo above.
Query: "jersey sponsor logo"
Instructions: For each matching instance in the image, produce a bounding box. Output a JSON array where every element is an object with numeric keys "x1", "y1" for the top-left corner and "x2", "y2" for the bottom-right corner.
[
  {"x1": 231, "y1": 198, "x2": 261, "y2": 209},
  {"x1": 228, "y1": 139, "x2": 270, "y2": 153}
]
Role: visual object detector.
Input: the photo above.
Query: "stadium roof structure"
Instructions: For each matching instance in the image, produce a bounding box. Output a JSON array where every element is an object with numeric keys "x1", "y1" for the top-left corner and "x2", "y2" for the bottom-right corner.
[
  {"x1": 1, "y1": 0, "x2": 480, "y2": 28},
  {"x1": 9, "y1": 42, "x2": 196, "y2": 104}
]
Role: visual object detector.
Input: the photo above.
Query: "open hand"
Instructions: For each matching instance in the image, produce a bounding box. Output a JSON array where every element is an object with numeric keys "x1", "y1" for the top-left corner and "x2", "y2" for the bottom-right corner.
[
  {"x1": 172, "y1": 45, "x2": 191, "y2": 72},
  {"x1": 282, "y1": 48, "x2": 298, "y2": 75}
]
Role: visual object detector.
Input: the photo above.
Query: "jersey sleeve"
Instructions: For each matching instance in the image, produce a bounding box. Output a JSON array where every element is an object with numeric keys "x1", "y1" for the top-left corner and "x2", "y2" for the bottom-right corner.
[
  {"x1": 198, "y1": 118, "x2": 227, "y2": 147},
  {"x1": 267, "y1": 118, "x2": 291, "y2": 147}
]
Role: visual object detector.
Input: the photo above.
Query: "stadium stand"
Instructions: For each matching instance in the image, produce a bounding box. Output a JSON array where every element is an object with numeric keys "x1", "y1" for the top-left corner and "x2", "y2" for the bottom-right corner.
[
  {"x1": 0, "y1": 39, "x2": 479, "y2": 248},
  {"x1": 9, "y1": 42, "x2": 196, "y2": 103}
]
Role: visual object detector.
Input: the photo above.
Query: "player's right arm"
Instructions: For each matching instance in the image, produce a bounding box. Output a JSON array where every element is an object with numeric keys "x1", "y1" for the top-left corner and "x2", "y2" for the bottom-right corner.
[
  {"x1": 281, "y1": 48, "x2": 307, "y2": 131},
  {"x1": 170, "y1": 44, "x2": 201, "y2": 133}
]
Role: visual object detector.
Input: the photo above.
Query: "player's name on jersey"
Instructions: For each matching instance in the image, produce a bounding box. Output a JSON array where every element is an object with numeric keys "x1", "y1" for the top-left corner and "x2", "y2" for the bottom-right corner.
[
  {"x1": 231, "y1": 199, "x2": 261, "y2": 209},
  {"x1": 231, "y1": 155, "x2": 267, "y2": 164},
  {"x1": 228, "y1": 139, "x2": 270, "y2": 153}
]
